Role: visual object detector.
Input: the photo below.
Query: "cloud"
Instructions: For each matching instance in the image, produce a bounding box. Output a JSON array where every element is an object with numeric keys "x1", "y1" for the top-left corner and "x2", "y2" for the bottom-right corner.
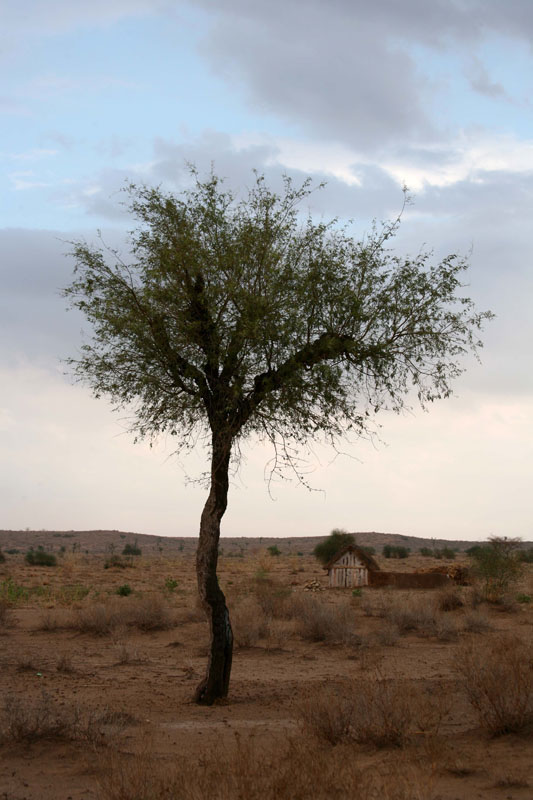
[{"x1": 186, "y1": 0, "x2": 533, "y2": 152}]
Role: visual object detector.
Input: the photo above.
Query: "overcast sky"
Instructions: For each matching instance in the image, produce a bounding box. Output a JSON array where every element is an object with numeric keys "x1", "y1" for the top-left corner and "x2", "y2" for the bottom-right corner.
[{"x1": 1, "y1": 0, "x2": 532, "y2": 541}]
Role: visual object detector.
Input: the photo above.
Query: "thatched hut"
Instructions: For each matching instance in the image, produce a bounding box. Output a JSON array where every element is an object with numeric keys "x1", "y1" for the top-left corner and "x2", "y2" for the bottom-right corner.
[{"x1": 324, "y1": 545, "x2": 380, "y2": 588}]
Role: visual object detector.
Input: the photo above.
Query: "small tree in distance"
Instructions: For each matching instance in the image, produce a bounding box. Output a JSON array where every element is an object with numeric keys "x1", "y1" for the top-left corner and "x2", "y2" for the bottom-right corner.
[
  {"x1": 64, "y1": 168, "x2": 492, "y2": 704},
  {"x1": 313, "y1": 529, "x2": 356, "y2": 565}
]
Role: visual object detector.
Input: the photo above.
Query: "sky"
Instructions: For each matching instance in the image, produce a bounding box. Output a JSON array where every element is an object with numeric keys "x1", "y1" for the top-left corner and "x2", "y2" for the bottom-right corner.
[{"x1": 1, "y1": 0, "x2": 532, "y2": 542}]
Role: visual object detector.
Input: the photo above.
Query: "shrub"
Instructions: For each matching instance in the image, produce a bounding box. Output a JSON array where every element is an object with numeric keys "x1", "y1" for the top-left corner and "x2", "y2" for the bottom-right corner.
[
  {"x1": 122, "y1": 542, "x2": 142, "y2": 556},
  {"x1": 299, "y1": 677, "x2": 444, "y2": 748},
  {"x1": 0, "y1": 692, "x2": 76, "y2": 742},
  {"x1": 164, "y1": 577, "x2": 179, "y2": 592},
  {"x1": 437, "y1": 587, "x2": 464, "y2": 612},
  {"x1": 232, "y1": 597, "x2": 269, "y2": 648},
  {"x1": 6, "y1": 548, "x2": 19, "y2": 554},
  {"x1": 516, "y1": 593, "x2": 532, "y2": 604},
  {"x1": 117, "y1": 584, "x2": 132, "y2": 597},
  {"x1": 463, "y1": 609, "x2": 493, "y2": 633},
  {"x1": 456, "y1": 635, "x2": 533, "y2": 735},
  {"x1": 267, "y1": 545, "x2": 281, "y2": 556},
  {"x1": 104, "y1": 555, "x2": 128, "y2": 569},
  {"x1": 296, "y1": 596, "x2": 358, "y2": 646},
  {"x1": 313, "y1": 529, "x2": 355, "y2": 565},
  {"x1": 382, "y1": 545, "x2": 410, "y2": 559},
  {"x1": 25, "y1": 549, "x2": 57, "y2": 567},
  {"x1": 469, "y1": 537, "x2": 523, "y2": 601},
  {"x1": 0, "y1": 548, "x2": 5, "y2": 563}
]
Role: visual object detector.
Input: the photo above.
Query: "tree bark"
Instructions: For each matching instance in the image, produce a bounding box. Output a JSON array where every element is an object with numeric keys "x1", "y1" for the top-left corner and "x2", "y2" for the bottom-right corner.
[{"x1": 194, "y1": 430, "x2": 233, "y2": 705}]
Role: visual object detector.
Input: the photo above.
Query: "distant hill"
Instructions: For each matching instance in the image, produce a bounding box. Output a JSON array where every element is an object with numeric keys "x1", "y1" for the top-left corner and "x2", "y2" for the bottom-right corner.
[{"x1": 1, "y1": 528, "x2": 531, "y2": 557}]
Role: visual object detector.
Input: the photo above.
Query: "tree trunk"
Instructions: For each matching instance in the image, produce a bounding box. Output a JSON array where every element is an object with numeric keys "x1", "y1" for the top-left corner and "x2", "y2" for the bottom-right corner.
[{"x1": 194, "y1": 430, "x2": 233, "y2": 705}]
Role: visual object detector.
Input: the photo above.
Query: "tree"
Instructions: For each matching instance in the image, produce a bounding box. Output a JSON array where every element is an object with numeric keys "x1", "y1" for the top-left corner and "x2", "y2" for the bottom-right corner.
[
  {"x1": 313, "y1": 529, "x2": 356, "y2": 565},
  {"x1": 469, "y1": 536, "x2": 523, "y2": 600},
  {"x1": 63, "y1": 169, "x2": 491, "y2": 704}
]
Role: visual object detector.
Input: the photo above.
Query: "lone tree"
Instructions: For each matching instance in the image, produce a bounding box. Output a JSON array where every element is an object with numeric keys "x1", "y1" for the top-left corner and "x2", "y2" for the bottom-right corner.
[
  {"x1": 314, "y1": 529, "x2": 355, "y2": 565},
  {"x1": 64, "y1": 170, "x2": 491, "y2": 704}
]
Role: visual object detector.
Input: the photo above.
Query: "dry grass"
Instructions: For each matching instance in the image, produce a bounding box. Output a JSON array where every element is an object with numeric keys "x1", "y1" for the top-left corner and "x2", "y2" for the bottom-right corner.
[
  {"x1": 436, "y1": 587, "x2": 464, "y2": 612},
  {"x1": 98, "y1": 735, "x2": 434, "y2": 800},
  {"x1": 456, "y1": 634, "x2": 533, "y2": 735}
]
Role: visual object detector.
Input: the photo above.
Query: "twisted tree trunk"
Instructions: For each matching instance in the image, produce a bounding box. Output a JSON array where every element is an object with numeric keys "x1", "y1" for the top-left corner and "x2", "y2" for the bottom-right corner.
[{"x1": 194, "y1": 430, "x2": 233, "y2": 705}]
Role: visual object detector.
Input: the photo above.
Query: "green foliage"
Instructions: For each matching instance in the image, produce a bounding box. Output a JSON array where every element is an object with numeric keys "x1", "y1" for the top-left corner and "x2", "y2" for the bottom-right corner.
[
  {"x1": 420, "y1": 546, "x2": 456, "y2": 559},
  {"x1": 313, "y1": 529, "x2": 355, "y2": 565},
  {"x1": 164, "y1": 577, "x2": 179, "y2": 592},
  {"x1": 360, "y1": 546, "x2": 375, "y2": 556},
  {"x1": 382, "y1": 545, "x2": 410, "y2": 559},
  {"x1": 0, "y1": 578, "x2": 29, "y2": 603},
  {"x1": 122, "y1": 542, "x2": 142, "y2": 556},
  {"x1": 116, "y1": 584, "x2": 132, "y2": 596},
  {"x1": 64, "y1": 169, "x2": 492, "y2": 476},
  {"x1": 352, "y1": 588, "x2": 362, "y2": 598},
  {"x1": 25, "y1": 549, "x2": 57, "y2": 567},
  {"x1": 516, "y1": 593, "x2": 532, "y2": 604},
  {"x1": 267, "y1": 545, "x2": 281, "y2": 556},
  {"x1": 518, "y1": 548, "x2": 533, "y2": 563},
  {"x1": 469, "y1": 537, "x2": 523, "y2": 601},
  {"x1": 5, "y1": 549, "x2": 19, "y2": 554}
]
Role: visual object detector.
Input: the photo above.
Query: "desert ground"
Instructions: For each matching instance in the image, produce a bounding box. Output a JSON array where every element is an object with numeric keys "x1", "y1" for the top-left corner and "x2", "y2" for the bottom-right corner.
[{"x1": 1, "y1": 531, "x2": 532, "y2": 800}]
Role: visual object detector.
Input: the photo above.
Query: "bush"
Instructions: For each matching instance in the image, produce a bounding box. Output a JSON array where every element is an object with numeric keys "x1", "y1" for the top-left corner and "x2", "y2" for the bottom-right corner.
[
  {"x1": 267, "y1": 545, "x2": 281, "y2": 556},
  {"x1": 122, "y1": 542, "x2": 142, "y2": 556},
  {"x1": 299, "y1": 677, "x2": 445, "y2": 748},
  {"x1": 382, "y1": 545, "x2": 410, "y2": 559},
  {"x1": 0, "y1": 548, "x2": 5, "y2": 564},
  {"x1": 456, "y1": 635, "x2": 533, "y2": 735},
  {"x1": 313, "y1": 529, "x2": 355, "y2": 565},
  {"x1": 164, "y1": 577, "x2": 179, "y2": 592},
  {"x1": 469, "y1": 537, "x2": 523, "y2": 601},
  {"x1": 25, "y1": 549, "x2": 57, "y2": 567},
  {"x1": 104, "y1": 555, "x2": 128, "y2": 569},
  {"x1": 232, "y1": 597, "x2": 269, "y2": 648},
  {"x1": 117, "y1": 584, "x2": 132, "y2": 597},
  {"x1": 296, "y1": 596, "x2": 358, "y2": 645}
]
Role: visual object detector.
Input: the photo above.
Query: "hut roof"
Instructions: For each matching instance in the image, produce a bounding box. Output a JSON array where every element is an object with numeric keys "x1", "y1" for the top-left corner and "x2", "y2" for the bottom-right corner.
[{"x1": 323, "y1": 544, "x2": 380, "y2": 572}]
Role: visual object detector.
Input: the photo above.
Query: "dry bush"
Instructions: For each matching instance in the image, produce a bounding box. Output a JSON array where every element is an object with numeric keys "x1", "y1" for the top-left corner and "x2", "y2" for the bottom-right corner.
[
  {"x1": 265, "y1": 619, "x2": 293, "y2": 651},
  {"x1": 456, "y1": 635, "x2": 533, "y2": 735},
  {"x1": 0, "y1": 691, "x2": 136, "y2": 746},
  {"x1": 0, "y1": 598, "x2": 11, "y2": 629},
  {"x1": 16, "y1": 653, "x2": 38, "y2": 672},
  {"x1": 56, "y1": 653, "x2": 75, "y2": 673},
  {"x1": 463, "y1": 609, "x2": 493, "y2": 633},
  {"x1": 252, "y1": 577, "x2": 293, "y2": 619},
  {"x1": 387, "y1": 596, "x2": 438, "y2": 637},
  {"x1": 232, "y1": 597, "x2": 269, "y2": 648},
  {"x1": 361, "y1": 590, "x2": 394, "y2": 618},
  {"x1": 99, "y1": 735, "x2": 432, "y2": 800},
  {"x1": 296, "y1": 596, "x2": 359, "y2": 646},
  {"x1": 72, "y1": 595, "x2": 173, "y2": 636},
  {"x1": 375, "y1": 620, "x2": 400, "y2": 646},
  {"x1": 434, "y1": 615, "x2": 459, "y2": 642},
  {"x1": 127, "y1": 594, "x2": 173, "y2": 631},
  {"x1": 299, "y1": 676, "x2": 447, "y2": 748},
  {"x1": 436, "y1": 587, "x2": 464, "y2": 612},
  {"x1": 114, "y1": 643, "x2": 144, "y2": 665},
  {"x1": 0, "y1": 691, "x2": 78, "y2": 743}
]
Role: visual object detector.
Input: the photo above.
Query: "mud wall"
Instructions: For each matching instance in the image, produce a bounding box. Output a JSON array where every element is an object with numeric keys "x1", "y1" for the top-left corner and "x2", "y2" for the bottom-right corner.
[{"x1": 368, "y1": 571, "x2": 452, "y2": 589}]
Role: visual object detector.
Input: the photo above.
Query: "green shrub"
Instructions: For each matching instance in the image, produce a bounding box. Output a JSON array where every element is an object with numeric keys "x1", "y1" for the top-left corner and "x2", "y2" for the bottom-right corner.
[
  {"x1": 313, "y1": 529, "x2": 355, "y2": 565},
  {"x1": 25, "y1": 549, "x2": 57, "y2": 567},
  {"x1": 267, "y1": 545, "x2": 281, "y2": 556},
  {"x1": 164, "y1": 577, "x2": 179, "y2": 592},
  {"x1": 6, "y1": 549, "x2": 19, "y2": 555},
  {"x1": 518, "y1": 548, "x2": 533, "y2": 563},
  {"x1": 469, "y1": 537, "x2": 523, "y2": 601},
  {"x1": 516, "y1": 593, "x2": 532, "y2": 604},
  {"x1": 419, "y1": 547, "x2": 433, "y2": 556},
  {"x1": 122, "y1": 542, "x2": 142, "y2": 556},
  {"x1": 116, "y1": 584, "x2": 132, "y2": 597},
  {"x1": 351, "y1": 588, "x2": 362, "y2": 598},
  {"x1": 382, "y1": 545, "x2": 410, "y2": 559}
]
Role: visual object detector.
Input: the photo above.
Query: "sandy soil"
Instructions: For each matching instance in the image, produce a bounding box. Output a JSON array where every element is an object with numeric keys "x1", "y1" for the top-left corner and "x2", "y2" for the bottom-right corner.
[{"x1": 1, "y1": 544, "x2": 532, "y2": 800}]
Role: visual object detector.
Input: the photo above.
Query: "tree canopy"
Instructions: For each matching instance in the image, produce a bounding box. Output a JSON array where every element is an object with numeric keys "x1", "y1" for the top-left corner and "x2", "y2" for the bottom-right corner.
[
  {"x1": 64, "y1": 169, "x2": 492, "y2": 703},
  {"x1": 313, "y1": 529, "x2": 356, "y2": 565}
]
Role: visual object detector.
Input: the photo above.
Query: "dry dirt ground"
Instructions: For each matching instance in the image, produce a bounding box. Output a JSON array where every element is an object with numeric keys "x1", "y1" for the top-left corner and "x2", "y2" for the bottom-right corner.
[{"x1": 1, "y1": 547, "x2": 532, "y2": 800}]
